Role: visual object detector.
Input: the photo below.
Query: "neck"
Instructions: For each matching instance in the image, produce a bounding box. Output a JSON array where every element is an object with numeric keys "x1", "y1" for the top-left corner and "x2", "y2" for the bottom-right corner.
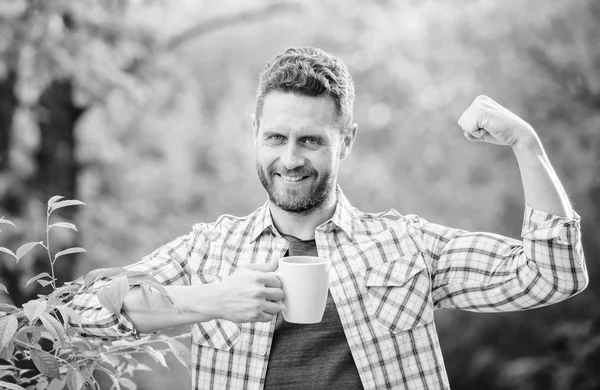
[{"x1": 269, "y1": 193, "x2": 337, "y2": 240}]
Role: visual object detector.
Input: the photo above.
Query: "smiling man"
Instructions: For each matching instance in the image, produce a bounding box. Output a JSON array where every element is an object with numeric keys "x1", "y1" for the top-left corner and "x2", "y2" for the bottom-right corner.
[
  {"x1": 255, "y1": 93, "x2": 344, "y2": 214},
  {"x1": 70, "y1": 47, "x2": 588, "y2": 390}
]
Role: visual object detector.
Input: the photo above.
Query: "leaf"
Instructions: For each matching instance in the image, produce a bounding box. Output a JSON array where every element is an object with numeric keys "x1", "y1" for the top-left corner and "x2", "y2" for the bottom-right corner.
[
  {"x1": 39, "y1": 312, "x2": 67, "y2": 348},
  {"x1": 120, "y1": 377, "x2": 136, "y2": 390},
  {"x1": 16, "y1": 242, "x2": 43, "y2": 263},
  {"x1": 30, "y1": 349, "x2": 60, "y2": 378},
  {"x1": 0, "y1": 315, "x2": 18, "y2": 352},
  {"x1": 0, "y1": 283, "x2": 7, "y2": 294},
  {"x1": 0, "y1": 303, "x2": 17, "y2": 313},
  {"x1": 141, "y1": 284, "x2": 152, "y2": 307},
  {"x1": 140, "y1": 279, "x2": 173, "y2": 305},
  {"x1": 142, "y1": 346, "x2": 168, "y2": 368},
  {"x1": 23, "y1": 328, "x2": 42, "y2": 345},
  {"x1": 47, "y1": 196, "x2": 65, "y2": 207},
  {"x1": 97, "y1": 287, "x2": 119, "y2": 315},
  {"x1": 47, "y1": 377, "x2": 67, "y2": 390},
  {"x1": 83, "y1": 268, "x2": 107, "y2": 289},
  {"x1": 54, "y1": 247, "x2": 86, "y2": 261},
  {"x1": 0, "y1": 217, "x2": 16, "y2": 228},
  {"x1": 22, "y1": 300, "x2": 47, "y2": 325},
  {"x1": 55, "y1": 306, "x2": 82, "y2": 328},
  {"x1": 0, "y1": 368, "x2": 15, "y2": 380},
  {"x1": 66, "y1": 367, "x2": 84, "y2": 390},
  {"x1": 0, "y1": 247, "x2": 17, "y2": 259},
  {"x1": 111, "y1": 276, "x2": 130, "y2": 313},
  {"x1": 38, "y1": 280, "x2": 54, "y2": 287},
  {"x1": 49, "y1": 200, "x2": 86, "y2": 214},
  {"x1": 94, "y1": 365, "x2": 121, "y2": 390},
  {"x1": 97, "y1": 276, "x2": 130, "y2": 315},
  {"x1": 0, "y1": 380, "x2": 27, "y2": 390},
  {"x1": 84, "y1": 267, "x2": 127, "y2": 289},
  {"x1": 133, "y1": 363, "x2": 152, "y2": 372},
  {"x1": 25, "y1": 273, "x2": 53, "y2": 289},
  {"x1": 48, "y1": 285, "x2": 81, "y2": 302},
  {"x1": 167, "y1": 338, "x2": 192, "y2": 368},
  {"x1": 100, "y1": 352, "x2": 120, "y2": 368},
  {"x1": 48, "y1": 222, "x2": 78, "y2": 232},
  {"x1": 0, "y1": 341, "x2": 14, "y2": 361}
]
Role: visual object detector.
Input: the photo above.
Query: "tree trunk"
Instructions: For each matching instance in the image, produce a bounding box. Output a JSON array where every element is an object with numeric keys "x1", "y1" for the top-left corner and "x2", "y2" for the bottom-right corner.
[
  {"x1": 0, "y1": 71, "x2": 27, "y2": 305},
  {"x1": 33, "y1": 80, "x2": 86, "y2": 287},
  {"x1": 0, "y1": 78, "x2": 86, "y2": 305}
]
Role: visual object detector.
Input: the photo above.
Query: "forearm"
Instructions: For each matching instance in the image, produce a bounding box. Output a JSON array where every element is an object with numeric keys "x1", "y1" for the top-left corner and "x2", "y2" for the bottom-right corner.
[
  {"x1": 123, "y1": 284, "x2": 221, "y2": 334},
  {"x1": 513, "y1": 134, "x2": 573, "y2": 218}
]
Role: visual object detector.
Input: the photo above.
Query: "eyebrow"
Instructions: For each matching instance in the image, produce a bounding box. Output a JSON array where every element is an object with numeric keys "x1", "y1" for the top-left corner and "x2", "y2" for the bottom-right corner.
[
  {"x1": 262, "y1": 128, "x2": 327, "y2": 137},
  {"x1": 261, "y1": 130, "x2": 283, "y2": 137}
]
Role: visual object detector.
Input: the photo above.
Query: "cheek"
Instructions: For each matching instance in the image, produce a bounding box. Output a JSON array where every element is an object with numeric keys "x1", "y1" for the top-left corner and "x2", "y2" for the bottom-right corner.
[
  {"x1": 256, "y1": 150, "x2": 279, "y2": 171},
  {"x1": 313, "y1": 151, "x2": 338, "y2": 172}
]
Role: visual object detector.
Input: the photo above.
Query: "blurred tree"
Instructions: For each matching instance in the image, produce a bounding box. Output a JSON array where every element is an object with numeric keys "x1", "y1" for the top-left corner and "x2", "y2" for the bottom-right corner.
[
  {"x1": 0, "y1": 0, "x2": 154, "y2": 304},
  {"x1": 0, "y1": 0, "x2": 299, "y2": 305}
]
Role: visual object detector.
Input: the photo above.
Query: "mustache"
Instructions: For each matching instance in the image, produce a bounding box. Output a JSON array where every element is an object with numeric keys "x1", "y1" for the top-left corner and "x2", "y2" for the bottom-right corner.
[{"x1": 267, "y1": 165, "x2": 315, "y2": 177}]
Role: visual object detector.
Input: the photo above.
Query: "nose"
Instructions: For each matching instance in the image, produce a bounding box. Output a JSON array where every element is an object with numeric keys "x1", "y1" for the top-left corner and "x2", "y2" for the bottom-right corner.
[{"x1": 280, "y1": 143, "x2": 305, "y2": 170}]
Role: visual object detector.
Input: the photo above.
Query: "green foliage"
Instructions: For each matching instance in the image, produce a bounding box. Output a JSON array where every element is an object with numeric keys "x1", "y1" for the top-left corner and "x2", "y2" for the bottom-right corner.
[{"x1": 0, "y1": 197, "x2": 191, "y2": 390}]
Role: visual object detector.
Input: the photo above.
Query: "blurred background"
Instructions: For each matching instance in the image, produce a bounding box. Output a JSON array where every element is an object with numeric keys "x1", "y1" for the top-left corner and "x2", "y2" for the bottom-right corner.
[{"x1": 0, "y1": 0, "x2": 598, "y2": 389}]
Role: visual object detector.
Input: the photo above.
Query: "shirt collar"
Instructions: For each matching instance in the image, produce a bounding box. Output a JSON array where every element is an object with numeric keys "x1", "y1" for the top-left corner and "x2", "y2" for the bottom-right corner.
[
  {"x1": 249, "y1": 200, "x2": 278, "y2": 243},
  {"x1": 249, "y1": 186, "x2": 360, "y2": 243},
  {"x1": 324, "y1": 186, "x2": 358, "y2": 237}
]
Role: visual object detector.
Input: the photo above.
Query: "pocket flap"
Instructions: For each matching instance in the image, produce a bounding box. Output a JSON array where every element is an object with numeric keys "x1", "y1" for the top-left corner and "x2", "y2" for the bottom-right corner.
[
  {"x1": 364, "y1": 252, "x2": 427, "y2": 287},
  {"x1": 191, "y1": 319, "x2": 241, "y2": 351}
]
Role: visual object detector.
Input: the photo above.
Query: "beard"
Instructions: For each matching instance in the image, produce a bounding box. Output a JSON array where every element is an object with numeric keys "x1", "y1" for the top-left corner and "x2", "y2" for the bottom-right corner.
[{"x1": 256, "y1": 160, "x2": 337, "y2": 214}]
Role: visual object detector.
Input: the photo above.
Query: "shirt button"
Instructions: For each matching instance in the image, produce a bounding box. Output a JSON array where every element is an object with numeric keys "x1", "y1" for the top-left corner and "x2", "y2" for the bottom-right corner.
[{"x1": 260, "y1": 350, "x2": 267, "y2": 356}]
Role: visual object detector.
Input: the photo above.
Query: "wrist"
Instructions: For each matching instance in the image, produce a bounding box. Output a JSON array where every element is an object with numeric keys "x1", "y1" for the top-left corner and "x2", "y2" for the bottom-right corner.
[
  {"x1": 512, "y1": 130, "x2": 544, "y2": 158},
  {"x1": 189, "y1": 283, "x2": 222, "y2": 322}
]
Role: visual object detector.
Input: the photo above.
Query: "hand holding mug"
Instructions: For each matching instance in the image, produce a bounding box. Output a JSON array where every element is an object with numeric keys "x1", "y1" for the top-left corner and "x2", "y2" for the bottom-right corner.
[{"x1": 215, "y1": 258, "x2": 284, "y2": 323}]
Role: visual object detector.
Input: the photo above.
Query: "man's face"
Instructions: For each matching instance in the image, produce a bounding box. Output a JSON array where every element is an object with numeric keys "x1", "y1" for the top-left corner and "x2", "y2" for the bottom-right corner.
[{"x1": 253, "y1": 92, "x2": 353, "y2": 213}]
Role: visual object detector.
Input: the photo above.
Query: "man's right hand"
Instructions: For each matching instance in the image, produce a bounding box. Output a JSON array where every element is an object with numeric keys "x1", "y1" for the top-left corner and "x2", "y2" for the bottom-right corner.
[{"x1": 213, "y1": 258, "x2": 284, "y2": 323}]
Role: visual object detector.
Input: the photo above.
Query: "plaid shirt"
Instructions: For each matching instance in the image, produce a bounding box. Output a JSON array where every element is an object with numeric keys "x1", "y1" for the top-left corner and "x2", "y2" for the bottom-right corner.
[{"x1": 70, "y1": 188, "x2": 587, "y2": 389}]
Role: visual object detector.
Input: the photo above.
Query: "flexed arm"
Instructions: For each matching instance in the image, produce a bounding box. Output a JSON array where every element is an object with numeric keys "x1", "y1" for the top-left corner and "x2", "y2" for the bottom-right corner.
[
  {"x1": 420, "y1": 96, "x2": 587, "y2": 312},
  {"x1": 457, "y1": 95, "x2": 572, "y2": 218}
]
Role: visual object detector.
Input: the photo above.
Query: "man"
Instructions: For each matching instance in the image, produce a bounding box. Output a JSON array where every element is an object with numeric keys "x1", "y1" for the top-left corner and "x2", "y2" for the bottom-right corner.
[{"x1": 70, "y1": 47, "x2": 588, "y2": 389}]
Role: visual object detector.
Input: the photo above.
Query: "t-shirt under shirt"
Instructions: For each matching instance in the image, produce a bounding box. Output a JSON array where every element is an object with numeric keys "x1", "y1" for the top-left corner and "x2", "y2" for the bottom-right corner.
[{"x1": 263, "y1": 234, "x2": 363, "y2": 389}]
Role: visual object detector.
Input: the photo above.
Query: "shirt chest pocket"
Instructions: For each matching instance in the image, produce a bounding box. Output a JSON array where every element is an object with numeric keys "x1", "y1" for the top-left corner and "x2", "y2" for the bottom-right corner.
[
  {"x1": 191, "y1": 272, "x2": 242, "y2": 351},
  {"x1": 363, "y1": 252, "x2": 433, "y2": 333},
  {"x1": 191, "y1": 320, "x2": 241, "y2": 351}
]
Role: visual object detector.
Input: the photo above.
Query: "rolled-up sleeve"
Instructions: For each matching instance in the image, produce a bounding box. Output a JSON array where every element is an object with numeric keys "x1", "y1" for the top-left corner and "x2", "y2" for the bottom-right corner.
[
  {"x1": 68, "y1": 228, "x2": 201, "y2": 340},
  {"x1": 418, "y1": 206, "x2": 587, "y2": 312}
]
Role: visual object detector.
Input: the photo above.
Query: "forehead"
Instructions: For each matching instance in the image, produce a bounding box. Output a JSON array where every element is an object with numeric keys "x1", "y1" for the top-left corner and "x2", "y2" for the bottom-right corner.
[{"x1": 260, "y1": 92, "x2": 338, "y2": 132}]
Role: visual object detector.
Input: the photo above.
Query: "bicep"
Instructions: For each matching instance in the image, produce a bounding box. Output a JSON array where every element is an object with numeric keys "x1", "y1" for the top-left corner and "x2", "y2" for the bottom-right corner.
[{"x1": 417, "y1": 218, "x2": 530, "y2": 311}]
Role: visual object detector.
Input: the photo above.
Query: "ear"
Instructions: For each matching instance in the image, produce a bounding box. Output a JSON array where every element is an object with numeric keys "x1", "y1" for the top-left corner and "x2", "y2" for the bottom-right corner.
[
  {"x1": 339, "y1": 123, "x2": 358, "y2": 160},
  {"x1": 252, "y1": 114, "x2": 259, "y2": 148}
]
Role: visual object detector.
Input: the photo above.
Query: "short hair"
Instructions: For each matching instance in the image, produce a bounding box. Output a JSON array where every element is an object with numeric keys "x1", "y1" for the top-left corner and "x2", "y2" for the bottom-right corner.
[{"x1": 255, "y1": 47, "x2": 355, "y2": 130}]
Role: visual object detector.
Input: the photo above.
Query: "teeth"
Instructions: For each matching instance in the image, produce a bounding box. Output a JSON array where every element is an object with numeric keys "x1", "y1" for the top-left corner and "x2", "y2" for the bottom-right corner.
[{"x1": 282, "y1": 175, "x2": 303, "y2": 182}]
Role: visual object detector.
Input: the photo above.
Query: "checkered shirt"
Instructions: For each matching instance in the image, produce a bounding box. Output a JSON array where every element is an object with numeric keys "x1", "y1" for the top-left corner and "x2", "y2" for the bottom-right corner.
[{"x1": 70, "y1": 188, "x2": 587, "y2": 389}]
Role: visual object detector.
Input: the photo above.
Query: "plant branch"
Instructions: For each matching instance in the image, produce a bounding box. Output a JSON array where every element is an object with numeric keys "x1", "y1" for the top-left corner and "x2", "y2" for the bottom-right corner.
[
  {"x1": 163, "y1": 2, "x2": 302, "y2": 52},
  {"x1": 45, "y1": 208, "x2": 56, "y2": 290}
]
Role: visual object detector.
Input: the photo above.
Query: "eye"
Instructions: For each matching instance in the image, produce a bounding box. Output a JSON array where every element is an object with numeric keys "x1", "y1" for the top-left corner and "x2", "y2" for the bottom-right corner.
[
  {"x1": 304, "y1": 138, "x2": 321, "y2": 146},
  {"x1": 267, "y1": 134, "x2": 285, "y2": 142}
]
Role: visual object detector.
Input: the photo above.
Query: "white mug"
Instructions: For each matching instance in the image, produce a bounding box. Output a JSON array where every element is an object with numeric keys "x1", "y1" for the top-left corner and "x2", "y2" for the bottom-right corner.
[{"x1": 278, "y1": 256, "x2": 331, "y2": 324}]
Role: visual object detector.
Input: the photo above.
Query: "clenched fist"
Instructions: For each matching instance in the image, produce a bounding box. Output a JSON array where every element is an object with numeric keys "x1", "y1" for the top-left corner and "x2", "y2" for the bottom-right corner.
[{"x1": 458, "y1": 95, "x2": 539, "y2": 148}]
